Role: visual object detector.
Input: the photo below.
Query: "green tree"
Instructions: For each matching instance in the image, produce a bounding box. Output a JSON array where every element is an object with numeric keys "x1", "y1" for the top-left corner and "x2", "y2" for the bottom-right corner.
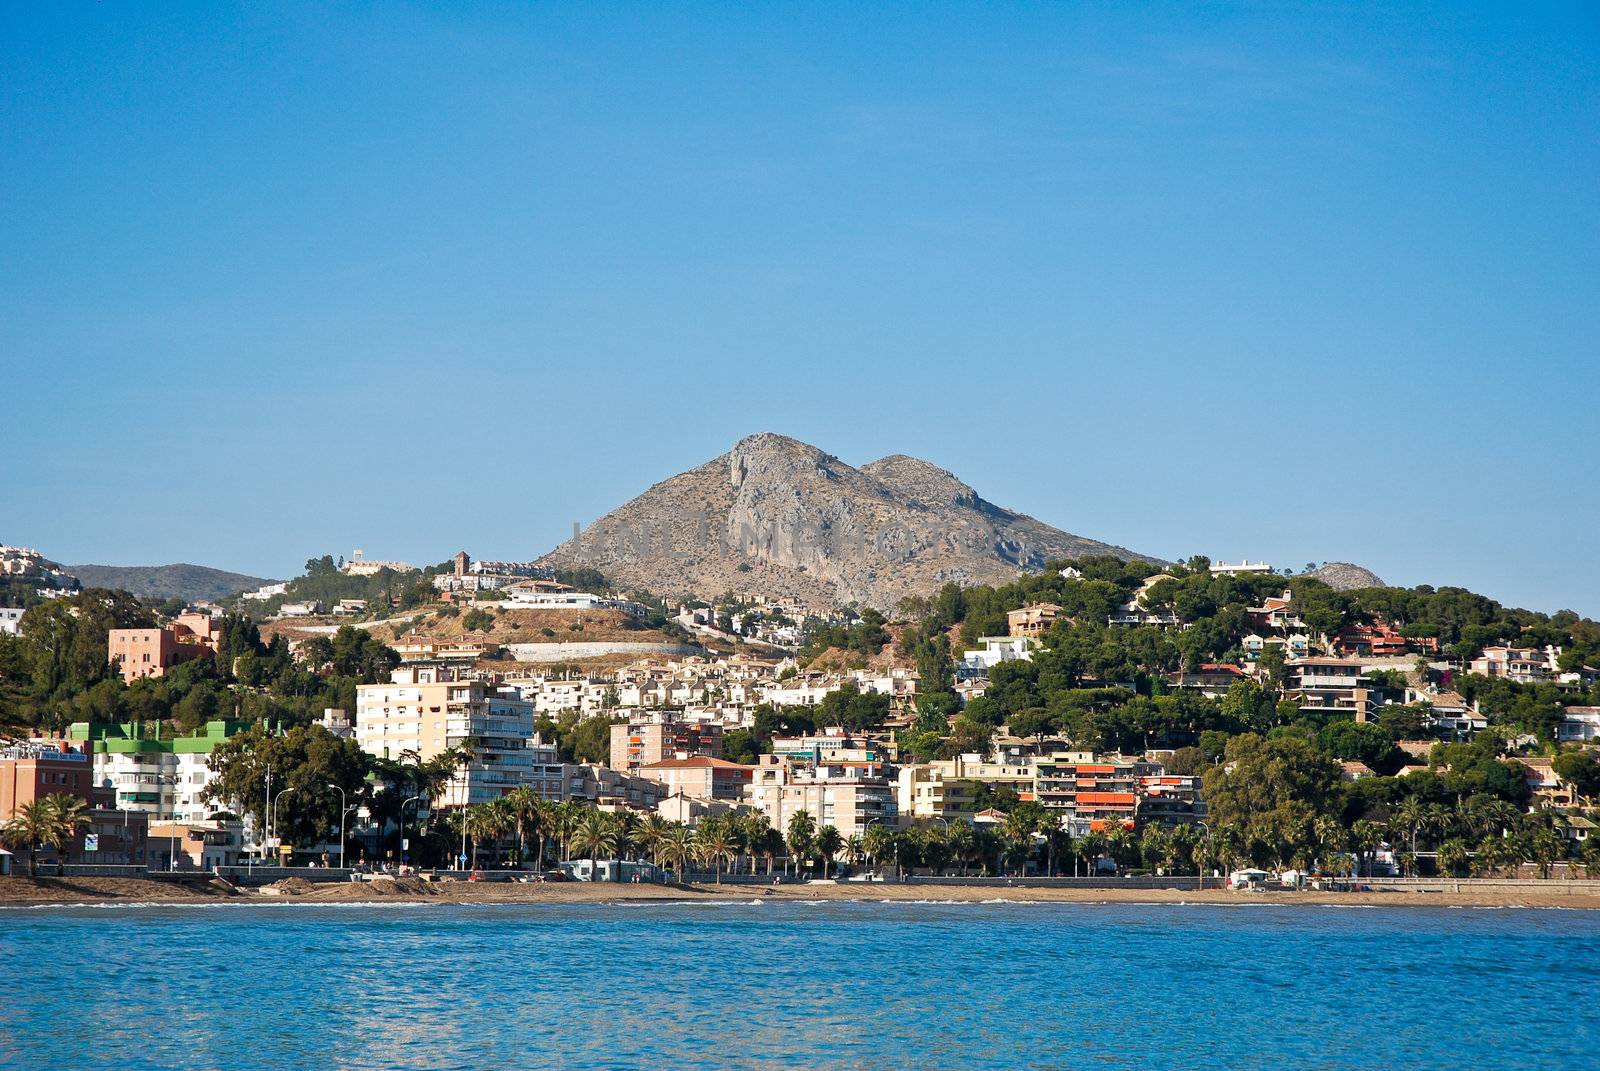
[
  {"x1": 202, "y1": 724, "x2": 371, "y2": 846},
  {"x1": 786, "y1": 810, "x2": 817, "y2": 876},
  {"x1": 694, "y1": 819, "x2": 737, "y2": 884},
  {"x1": 660, "y1": 823, "x2": 693, "y2": 883},
  {"x1": 569, "y1": 808, "x2": 620, "y2": 881},
  {"x1": 1552, "y1": 750, "x2": 1600, "y2": 801},
  {"x1": 1202, "y1": 734, "x2": 1338, "y2": 865},
  {"x1": 2, "y1": 797, "x2": 60, "y2": 876},
  {"x1": 816, "y1": 825, "x2": 844, "y2": 877}
]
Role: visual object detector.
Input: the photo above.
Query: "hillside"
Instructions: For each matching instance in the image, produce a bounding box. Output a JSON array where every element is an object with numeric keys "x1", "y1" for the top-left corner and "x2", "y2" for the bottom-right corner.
[
  {"x1": 67, "y1": 563, "x2": 272, "y2": 603},
  {"x1": 539, "y1": 433, "x2": 1159, "y2": 611}
]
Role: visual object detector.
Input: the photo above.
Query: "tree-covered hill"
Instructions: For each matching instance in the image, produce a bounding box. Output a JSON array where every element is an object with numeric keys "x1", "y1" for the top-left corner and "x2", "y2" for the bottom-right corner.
[{"x1": 67, "y1": 563, "x2": 271, "y2": 604}]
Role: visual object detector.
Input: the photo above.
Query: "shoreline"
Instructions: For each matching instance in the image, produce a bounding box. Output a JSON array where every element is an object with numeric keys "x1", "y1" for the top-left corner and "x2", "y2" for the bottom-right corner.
[{"x1": 4, "y1": 876, "x2": 1598, "y2": 911}]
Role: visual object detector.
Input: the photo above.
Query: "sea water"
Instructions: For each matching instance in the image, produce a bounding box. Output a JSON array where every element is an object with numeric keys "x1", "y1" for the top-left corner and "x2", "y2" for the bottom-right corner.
[{"x1": 2, "y1": 900, "x2": 1596, "y2": 1070}]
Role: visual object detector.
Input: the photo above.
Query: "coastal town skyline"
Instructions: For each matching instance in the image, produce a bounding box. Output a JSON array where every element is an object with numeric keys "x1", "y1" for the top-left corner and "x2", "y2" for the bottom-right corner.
[{"x1": 5, "y1": 7, "x2": 1600, "y2": 1068}]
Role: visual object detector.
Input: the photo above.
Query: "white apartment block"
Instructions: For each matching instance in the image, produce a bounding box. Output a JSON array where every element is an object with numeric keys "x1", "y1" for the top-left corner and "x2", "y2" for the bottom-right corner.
[
  {"x1": 748, "y1": 754, "x2": 896, "y2": 838},
  {"x1": 356, "y1": 666, "x2": 541, "y2": 808}
]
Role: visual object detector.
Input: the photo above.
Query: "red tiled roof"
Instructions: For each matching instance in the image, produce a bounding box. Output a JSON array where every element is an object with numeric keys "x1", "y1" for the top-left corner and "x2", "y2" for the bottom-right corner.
[{"x1": 639, "y1": 757, "x2": 754, "y2": 771}]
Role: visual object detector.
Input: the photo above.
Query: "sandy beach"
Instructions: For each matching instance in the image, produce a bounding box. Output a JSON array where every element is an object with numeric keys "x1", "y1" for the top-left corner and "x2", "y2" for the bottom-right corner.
[{"x1": 4, "y1": 875, "x2": 1597, "y2": 910}]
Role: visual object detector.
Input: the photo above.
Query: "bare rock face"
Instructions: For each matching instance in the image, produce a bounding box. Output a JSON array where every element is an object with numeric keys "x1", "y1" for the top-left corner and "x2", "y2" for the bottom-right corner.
[
  {"x1": 540, "y1": 432, "x2": 1157, "y2": 611},
  {"x1": 1307, "y1": 562, "x2": 1386, "y2": 591}
]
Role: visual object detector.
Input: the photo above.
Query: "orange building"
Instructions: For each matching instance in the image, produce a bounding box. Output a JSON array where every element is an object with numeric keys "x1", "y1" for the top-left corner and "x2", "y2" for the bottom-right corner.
[
  {"x1": 108, "y1": 619, "x2": 217, "y2": 683},
  {"x1": 1007, "y1": 603, "x2": 1063, "y2": 638},
  {"x1": 0, "y1": 742, "x2": 95, "y2": 820}
]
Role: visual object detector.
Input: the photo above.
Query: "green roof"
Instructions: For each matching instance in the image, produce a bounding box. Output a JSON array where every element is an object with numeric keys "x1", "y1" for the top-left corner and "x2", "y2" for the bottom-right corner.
[{"x1": 67, "y1": 720, "x2": 257, "y2": 755}]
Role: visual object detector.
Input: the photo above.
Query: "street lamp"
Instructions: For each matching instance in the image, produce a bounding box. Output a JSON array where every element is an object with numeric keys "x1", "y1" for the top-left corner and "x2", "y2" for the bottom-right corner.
[
  {"x1": 401, "y1": 795, "x2": 426, "y2": 865},
  {"x1": 327, "y1": 783, "x2": 348, "y2": 869},
  {"x1": 271, "y1": 787, "x2": 295, "y2": 865}
]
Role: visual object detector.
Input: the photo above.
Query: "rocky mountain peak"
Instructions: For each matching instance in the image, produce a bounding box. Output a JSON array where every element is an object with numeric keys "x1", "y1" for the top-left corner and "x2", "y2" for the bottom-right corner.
[{"x1": 540, "y1": 434, "x2": 1157, "y2": 611}]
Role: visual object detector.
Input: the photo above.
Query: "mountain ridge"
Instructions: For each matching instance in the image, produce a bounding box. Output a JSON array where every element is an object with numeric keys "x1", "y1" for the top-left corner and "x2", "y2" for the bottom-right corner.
[
  {"x1": 538, "y1": 433, "x2": 1160, "y2": 610},
  {"x1": 66, "y1": 563, "x2": 272, "y2": 603}
]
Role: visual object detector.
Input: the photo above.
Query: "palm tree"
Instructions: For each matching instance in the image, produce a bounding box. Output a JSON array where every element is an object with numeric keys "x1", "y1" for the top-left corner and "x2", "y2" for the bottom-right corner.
[
  {"x1": 1165, "y1": 824, "x2": 1197, "y2": 875},
  {"x1": 419, "y1": 745, "x2": 473, "y2": 804},
  {"x1": 637, "y1": 813, "x2": 671, "y2": 867},
  {"x1": 1211, "y1": 823, "x2": 1245, "y2": 875},
  {"x1": 759, "y1": 828, "x2": 784, "y2": 876},
  {"x1": 1420, "y1": 802, "x2": 1453, "y2": 849},
  {"x1": 786, "y1": 811, "x2": 816, "y2": 877},
  {"x1": 1474, "y1": 834, "x2": 1516, "y2": 876},
  {"x1": 554, "y1": 800, "x2": 585, "y2": 862},
  {"x1": 1002, "y1": 810, "x2": 1035, "y2": 876},
  {"x1": 1482, "y1": 799, "x2": 1520, "y2": 840},
  {"x1": 2, "y1": 798, "x2": 58, "y2": 877},
  {"x1": 947, "y1": 820, "x2": 976, "y2": 875},
  {"x1": 861, "y1": 822, "x2": 893, "y2": 872},
  {"x1": 43, "y1": 794, "x2": 90, "y2": 876},
  {"x1": 1313, "y1": 815, "x2": 1346, "y2": 872},
  {"x1": 1139, "y1": 824, "x2": 1170, "y2": 875},
  {"x1": 816, "y1": 826, "x2": 844, "y2": 878},
  {"x1": 844, "y1": 834, "x2": 865, "y2": 868},
  {"x1": 502, "y1": 787, "x2": 543, "y2": 869},
  {"x1": 694, "y1": 820, "x2": 736, "y2": 884},
  {"x1": 735, "y1": 811, "x2": 770, "y2": 876},
  {"x1": 1436, "y1": 838, "x2": 1470, "y2": 877},
  {"x1": 1394, "y1": 796, "x2": 1427, "y2": 855},
  {"x1": 1077, "y1": 829, "x2": 1107, "y2": 877},
  {"x1": 569, "y1": 809, "x2": 620, "y2": 881},
  {"x1": 1105, "y1": 827, "x2": 1136, "y2": 875},
  {"x1": 1349, "y1": 819, "x2": 1383, "y2": 877},
  {"x1": 464, "y1": 802, "x2": 510, "y2": 869},
  {"x1": 660, "y1": 823, "x2": 694, "y2": 884},
  {"x1": 608, "y1": 810, "x2": 640, "y2": 858},
  {"x1": 1040, "y1": 814, "x2": 1070, "y2": 877}
]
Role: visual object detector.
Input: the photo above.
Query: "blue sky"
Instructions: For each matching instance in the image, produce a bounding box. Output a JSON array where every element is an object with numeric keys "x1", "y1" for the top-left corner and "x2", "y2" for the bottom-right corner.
[{"x1": 3, "y1": 4, "x2": 1596, "y2": 614}]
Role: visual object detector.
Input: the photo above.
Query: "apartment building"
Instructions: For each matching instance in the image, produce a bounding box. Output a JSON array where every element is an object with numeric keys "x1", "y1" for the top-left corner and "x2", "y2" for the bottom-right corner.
[
  {"x1": 67, "y1": 720, "x2": 251, "y2": 823},
  {"x1": 0, "y1": 742, "x2": 95, "y2": 820},
  {"x1": 108, "y1": 621, "x2": 216, "y2": 683},
  {"x1": 1287, "y1": 658, "x2": 1376, "y2": 721},
  {"x1": 1, "y1": 741, "x2": 155, "y2": 866},
  {"x1": 768, "y1": 727, "x2": 894, "y2": 772},
  {"x1": 1034, "y1": 753, "x2": 1138, "y2": 834},
  {"x1": 1468, "y1": 646, "x2": 1555, "y2": 684},
  {"x1": 896, "y1": 764, "x2": 978, "y2": 822},
  {"x1": 564, "y1": 763, "x2": 668, "y2": 810},
  {"x1": 356, "y1": 666, "x2": 538, "y2": 808},
  {"x1": 748, "y1": 753, "x2": 896, "y2": 838},
  {"x1": 638, "y1": 756, "x2": 754, "y2": 802},
  {"x1": 610, "y1": 720, "x2": 724, "y2": 772},
  {"x1": 930, "y1": 754, "x2": 1037, "y2": 798},
  {"x1": 1134, "y1": 772, "x2": 1206, "y2": 828}
]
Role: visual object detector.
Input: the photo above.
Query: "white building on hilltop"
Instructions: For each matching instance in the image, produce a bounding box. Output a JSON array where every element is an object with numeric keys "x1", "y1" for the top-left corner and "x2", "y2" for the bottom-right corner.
[
  {"x1": 1209, "y1": 560, "x2": 1273, "y2": 576},
  {"x1": 342, "y1": 550, "x2": 416, "y2": 576}
]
